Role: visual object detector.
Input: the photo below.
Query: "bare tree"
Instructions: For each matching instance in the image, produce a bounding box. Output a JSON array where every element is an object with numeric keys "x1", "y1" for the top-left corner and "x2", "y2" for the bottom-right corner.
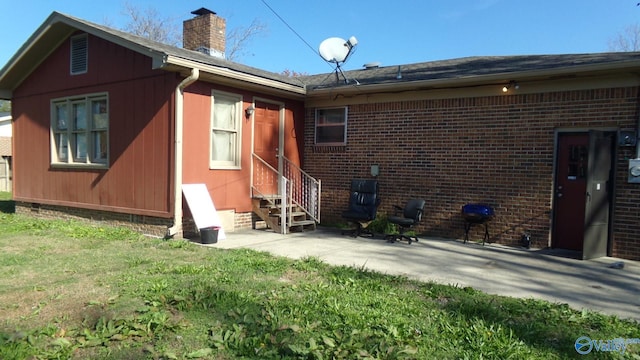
[
  {"x1": 226, "y1": 19, "x2": 268, "y2": 62},
  {"x1": 608, "y1": 23, "x2": 640, "y2": 51},
  {"x1": 119, "y1": 3, "x2": 267, "y2": 62},
  {"x1": 280, "y1": 69, "x2": 308, "y2": 77},
  {"x1": 121, "y1": 2, "x2": 181, "y2": 46}
]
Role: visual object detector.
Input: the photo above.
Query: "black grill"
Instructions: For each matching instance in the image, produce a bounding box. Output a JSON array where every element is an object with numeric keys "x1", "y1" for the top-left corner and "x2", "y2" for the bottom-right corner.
[{"x1": 462, "y1": 204, "x2": 494, "y2": 245}]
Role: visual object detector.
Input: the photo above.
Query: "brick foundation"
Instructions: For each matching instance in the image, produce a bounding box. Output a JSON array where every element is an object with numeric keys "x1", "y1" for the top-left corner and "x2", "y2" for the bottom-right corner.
[
  {"x1": 16, "y1": 202, "x2": 256, "y2": 239},
  {"x1": 15, "y1": 202, "x2": 173, "y2": 237}
]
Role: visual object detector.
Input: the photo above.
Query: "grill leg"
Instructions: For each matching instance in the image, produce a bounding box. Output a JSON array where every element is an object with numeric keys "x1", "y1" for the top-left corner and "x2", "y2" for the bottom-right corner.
[
  {"x1": 464, "y1": 221, "x2": 471, "y2": 243},
  {"x1": 482, "y1": 222, "x2": 489, "y2": 245}
]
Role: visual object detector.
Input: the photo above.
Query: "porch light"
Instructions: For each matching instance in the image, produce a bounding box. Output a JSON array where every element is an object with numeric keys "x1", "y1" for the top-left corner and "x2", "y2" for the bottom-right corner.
[
  {"x1": 502, "y1": 81, "x2": 519, "y2": 93},
  {"x1": 245, "y1": 105, "x2": 255, "y2": 118}
]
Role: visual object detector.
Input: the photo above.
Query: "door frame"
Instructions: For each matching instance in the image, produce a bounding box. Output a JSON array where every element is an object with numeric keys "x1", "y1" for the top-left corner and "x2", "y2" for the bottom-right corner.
[{"x1": 551, "y1": 127, "x2": 618, "y2": 257}]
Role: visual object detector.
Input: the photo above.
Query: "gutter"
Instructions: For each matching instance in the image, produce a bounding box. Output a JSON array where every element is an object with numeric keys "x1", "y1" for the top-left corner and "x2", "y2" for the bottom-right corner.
[
  {"x1": 167, "y1": 68, "x2": 199, "y2": 238},
  {"x1": 163, "y1": 56, "x2": 307, "y2": 96},
  {"x1": 307, "y1": 61, "x2": 640, "y2": 96}
]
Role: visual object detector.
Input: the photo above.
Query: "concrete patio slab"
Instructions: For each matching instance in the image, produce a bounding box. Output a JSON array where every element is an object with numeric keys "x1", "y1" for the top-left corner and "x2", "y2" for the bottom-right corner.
[{"x1": 203, "y1": 227, "x2": 640, "y2": 322}]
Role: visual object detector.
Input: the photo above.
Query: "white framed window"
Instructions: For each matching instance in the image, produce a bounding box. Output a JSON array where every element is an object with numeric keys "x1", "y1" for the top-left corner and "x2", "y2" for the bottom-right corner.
[
  {"x1": 51, "y1": 93, "x2": 108, "y2": 167},
  {"x1": 70, "y1": 34, "x2": 88, "y2": 75},
  {"x1": 315, "y1": 107, "x2": 347, "y2": 145},
  {"x1": 210, "y1": 90, "x2": 242, "y2": 169}
]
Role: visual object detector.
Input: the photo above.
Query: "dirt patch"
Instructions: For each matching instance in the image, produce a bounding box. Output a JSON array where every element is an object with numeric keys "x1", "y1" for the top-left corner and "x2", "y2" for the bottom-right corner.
[{"x1": 0, "y1": 275, "x2": 116, "y2": 330}]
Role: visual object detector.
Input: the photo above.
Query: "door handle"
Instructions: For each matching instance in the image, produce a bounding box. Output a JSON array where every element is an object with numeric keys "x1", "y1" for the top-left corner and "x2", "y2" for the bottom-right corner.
[{"x1": 555, "y1": 185, "x2": 563, "y2": 198}]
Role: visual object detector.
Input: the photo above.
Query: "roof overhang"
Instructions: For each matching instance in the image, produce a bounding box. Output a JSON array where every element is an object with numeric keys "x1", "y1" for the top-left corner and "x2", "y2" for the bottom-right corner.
[
  {"x1": 306, "y1": 59, "x2": 640, "y2": 97},
  {"x1": 160, "y1": 56, "x2": 306, "y2": 99},
  {"x1": 0, "y1": 12, "x2": 306, "y2": 100}
]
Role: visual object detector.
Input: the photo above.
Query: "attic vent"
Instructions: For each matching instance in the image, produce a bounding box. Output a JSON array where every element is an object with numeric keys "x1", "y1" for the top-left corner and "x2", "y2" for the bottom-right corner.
[
  {"x1": 363, "y1": 62, "x2": 381, "y2": 69},
  {"x1": 70, "y1": 34, "x2": 88, "y2": 75}
]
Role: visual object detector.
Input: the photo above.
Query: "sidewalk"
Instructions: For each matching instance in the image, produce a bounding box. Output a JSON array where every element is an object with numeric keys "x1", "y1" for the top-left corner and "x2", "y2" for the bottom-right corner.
[{"x1": 210, "y1": 227, "x2": 640, "y2": 321}]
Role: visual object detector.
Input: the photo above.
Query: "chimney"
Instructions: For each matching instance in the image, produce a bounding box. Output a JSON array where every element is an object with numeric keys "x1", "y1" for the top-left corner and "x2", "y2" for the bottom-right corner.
[{"x1": 183, "y1": 8, "x2": 226, "y2": 58}]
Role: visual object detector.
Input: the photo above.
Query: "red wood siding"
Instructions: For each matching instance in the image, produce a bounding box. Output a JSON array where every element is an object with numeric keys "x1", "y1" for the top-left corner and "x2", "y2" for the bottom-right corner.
[
  {"x1": 305, "y1": 87, "x2": 640, "y2": 261},
  {"x1": 12, "y1": 33, "x2": 178, "y2": 217},
  {"x1": 182, "y1": 82, "x2": 304, "y2": 213}
]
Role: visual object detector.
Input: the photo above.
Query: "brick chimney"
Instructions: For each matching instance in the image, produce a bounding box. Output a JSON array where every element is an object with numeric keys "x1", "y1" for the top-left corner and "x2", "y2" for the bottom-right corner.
[{"x1": 183, "y1": 8, "x2": 226, "y2": 58}]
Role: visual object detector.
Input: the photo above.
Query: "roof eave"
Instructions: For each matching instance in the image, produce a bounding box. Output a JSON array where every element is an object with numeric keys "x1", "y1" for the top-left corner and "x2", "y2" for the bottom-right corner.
[
  {"x1": 163, "y1": 55, "x2": 307, "y2": 98},
  {"x1": 307, "y1": 60, "x2": 640, "y2": 96}
]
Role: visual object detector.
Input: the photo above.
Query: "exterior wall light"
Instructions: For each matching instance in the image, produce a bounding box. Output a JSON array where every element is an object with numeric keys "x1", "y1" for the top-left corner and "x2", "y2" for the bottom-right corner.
[
  {"x1": 502, "y1": 81, "x2": 519, "y2": 93},
  {"x1": 245, "y1": 105, "x2": 255, "y2": 118}
]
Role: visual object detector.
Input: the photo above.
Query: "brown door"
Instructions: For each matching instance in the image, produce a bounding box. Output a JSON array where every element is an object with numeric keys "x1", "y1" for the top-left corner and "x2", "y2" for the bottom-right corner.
[
  {"x1": 253, "y1": 101, "x2": 281, "y2": 196},
  {"x1": 553, "y1": 133, "x2": 588, "y2": 251},
  {"x1": 552, "y1": 132, "x2": 613, "y2": 259}
]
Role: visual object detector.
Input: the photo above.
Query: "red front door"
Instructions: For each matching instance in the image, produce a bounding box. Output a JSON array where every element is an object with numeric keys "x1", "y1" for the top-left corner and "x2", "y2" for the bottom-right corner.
[
  {"x1": 553, "y1": 133, "x2": 589, "y2": 250},
  {"x1": 253, "y1": 101, "x2": 280, "y2": 168},
  {"x1": 253, "y1": 101, "x2": 281, "y2": 196}
]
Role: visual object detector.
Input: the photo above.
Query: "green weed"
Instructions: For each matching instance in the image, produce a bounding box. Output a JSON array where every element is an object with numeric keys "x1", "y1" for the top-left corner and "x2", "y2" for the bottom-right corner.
[{"x1": 0, "y1": 215, "x2": 638, "y2": 359}]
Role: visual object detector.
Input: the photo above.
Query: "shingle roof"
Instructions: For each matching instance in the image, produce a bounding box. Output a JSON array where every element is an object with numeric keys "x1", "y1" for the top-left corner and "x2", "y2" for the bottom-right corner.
[
  {"x1": 0, "y1": 12, "x2": 306, "y2": 96},
  {"x1": 3, "y1": 11, "x2": 640, "y2": 98},
  {"x1": 60, "y1": 13, "x2": 307, "y2": 88},
  {"x1": 301, "y1": 52, "x2": 640, "y2": 91}
]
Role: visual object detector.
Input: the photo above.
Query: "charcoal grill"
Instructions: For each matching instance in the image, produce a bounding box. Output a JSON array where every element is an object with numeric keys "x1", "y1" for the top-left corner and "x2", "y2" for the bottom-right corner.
[{"x1": 461, "y1": 204, "x2": 494, "y2": 245}]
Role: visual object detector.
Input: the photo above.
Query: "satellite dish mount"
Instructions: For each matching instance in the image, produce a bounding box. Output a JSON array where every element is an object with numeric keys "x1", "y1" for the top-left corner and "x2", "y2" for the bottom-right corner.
[{"x1": 318, "y1": 36, "x2": 358, "y2": 84}]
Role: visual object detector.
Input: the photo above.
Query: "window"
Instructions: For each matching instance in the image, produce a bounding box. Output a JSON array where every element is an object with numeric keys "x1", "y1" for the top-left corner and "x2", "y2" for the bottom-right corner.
[
  {"x1": 70, "y1": 34, "x2": 88, "y2": 75},
  {"x1": 315, "y1": 107, "x2": 347, "y2": 145},
  {"x1": 210, "y1": 91, "x2": 242, "y2": 169},
  {"x1": 51, "y1": 94, "x2": 108, "y2": 167}
]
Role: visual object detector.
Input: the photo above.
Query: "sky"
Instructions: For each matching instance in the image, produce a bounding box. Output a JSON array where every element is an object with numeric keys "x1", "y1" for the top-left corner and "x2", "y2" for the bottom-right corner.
[{"x1": 0, "y1": 0, "x2": 639, "y2": 75}]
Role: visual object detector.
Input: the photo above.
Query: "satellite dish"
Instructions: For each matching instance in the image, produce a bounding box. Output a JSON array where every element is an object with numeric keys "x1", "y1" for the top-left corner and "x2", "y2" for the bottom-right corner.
[
  {"x1": 319, "y1": 37, "x2": 349, "y2": 63},
  {"x1": 318, "y1": 36, "x2": 358, "y2": 84}
]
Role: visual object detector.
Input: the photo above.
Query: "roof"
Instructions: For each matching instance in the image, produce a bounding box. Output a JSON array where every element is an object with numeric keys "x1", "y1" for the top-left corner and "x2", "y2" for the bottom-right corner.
[
  {"x1": 2, "y1": 12, "x2": 640, "y2": 100},
  {"x1": 302, "y1": 52, "x2": 640, "y2": 94},
  {"x1": 0, "y1": 12, "x2": 306, "y2": 99}
]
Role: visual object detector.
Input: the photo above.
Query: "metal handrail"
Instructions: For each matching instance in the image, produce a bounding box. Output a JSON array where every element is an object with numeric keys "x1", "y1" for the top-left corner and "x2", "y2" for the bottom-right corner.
[
  {"x1": 251, "y1": 153, "x2": 321, "y2": 230},
  {"x1": 281, "y1": 155, "x2": 321, "y2": 223}
]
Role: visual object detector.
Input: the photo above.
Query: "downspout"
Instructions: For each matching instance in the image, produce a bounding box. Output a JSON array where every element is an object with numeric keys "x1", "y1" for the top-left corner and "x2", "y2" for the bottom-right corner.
[
  {"x1": 637, "y1": 99, "x2": 640, "y2": 159},
  {"x1": 167, "y1": 68, "x2": 199, "y2": 237}
]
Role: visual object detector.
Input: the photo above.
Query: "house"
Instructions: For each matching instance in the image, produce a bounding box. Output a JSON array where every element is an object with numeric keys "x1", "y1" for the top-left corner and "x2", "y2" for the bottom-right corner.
[
  {"x1": 0, "y1": 111, "x2": 11, "y2": 192},
  {"x1": 1, "y1": 10, "x2": 639, "y2": 261},
  {"x1": 0, "y1": 9, "x2": 314, "y2": 237}
]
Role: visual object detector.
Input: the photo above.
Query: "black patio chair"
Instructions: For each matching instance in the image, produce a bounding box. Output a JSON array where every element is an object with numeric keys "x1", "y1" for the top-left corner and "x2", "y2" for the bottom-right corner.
[
  {"x1": 385, "y1": 199, "x2": 426, "y2": 244},
  {"x1": 341, "y1": 179, "x2": 380, "y2": 237}
]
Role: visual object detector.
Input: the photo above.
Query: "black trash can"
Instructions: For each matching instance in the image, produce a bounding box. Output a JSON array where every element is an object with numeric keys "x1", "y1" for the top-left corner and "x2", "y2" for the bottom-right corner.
[{"x1": 200, "y1": 226, "x2": 220, "y2": 244}]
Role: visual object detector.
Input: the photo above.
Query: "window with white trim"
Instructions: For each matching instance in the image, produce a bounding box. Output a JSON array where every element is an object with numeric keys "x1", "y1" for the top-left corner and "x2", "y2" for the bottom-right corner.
[
  {"x1": 70, "y1": 34, "x2": 88, "y2": 75},
  {"x1": 210, "y1": 90, "x2": 242, "y2": 169},
  {"x1": 315, "y1": 107, "x2": 347, "y2": 145},
  {"x1": 51, "y1": 94, "x2": 108, "y2": 167}
]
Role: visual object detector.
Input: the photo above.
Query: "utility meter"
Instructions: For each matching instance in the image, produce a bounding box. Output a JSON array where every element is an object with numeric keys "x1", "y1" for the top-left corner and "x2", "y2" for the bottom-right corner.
[{"x1": 629, "y1": 159, "x2": 640, "y2": 183}]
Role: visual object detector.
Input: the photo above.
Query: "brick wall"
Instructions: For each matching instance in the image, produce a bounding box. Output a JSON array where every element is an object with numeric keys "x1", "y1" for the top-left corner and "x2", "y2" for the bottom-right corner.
[
  {"x1": 304, "y1": 87, "x2": 640, "y2": 260},
  {"x1": 16, "y1": 202, "x2": 256, "y2": 239},
  {"x1": 15, "y1": 202, "x2": 172, "y2": 237}
]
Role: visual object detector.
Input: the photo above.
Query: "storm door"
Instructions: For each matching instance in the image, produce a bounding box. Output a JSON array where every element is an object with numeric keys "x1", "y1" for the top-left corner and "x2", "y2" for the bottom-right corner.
[{"x1": 552, "y1": 131, "x2": 613, "y2": 259}]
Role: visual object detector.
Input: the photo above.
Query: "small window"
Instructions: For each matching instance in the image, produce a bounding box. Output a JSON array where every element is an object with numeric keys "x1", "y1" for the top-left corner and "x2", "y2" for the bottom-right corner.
[
  {"x1": 51, "y1": 93, "x2": 108, "y2": 167},
  {"x1": 210, "y1": 91, "x2": 242, "y2": 169},
  {"x1": 315, "y1": 107, "x2": 347, "y2": 145},
  {"x1": 70, "y1": 34, "x2": 88, "y2": 75}
]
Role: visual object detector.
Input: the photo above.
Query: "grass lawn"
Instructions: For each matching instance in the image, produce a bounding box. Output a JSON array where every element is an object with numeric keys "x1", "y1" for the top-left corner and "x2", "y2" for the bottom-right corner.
[{"x1": 0, "y1": 192, "x2": 639, "y2": 359}]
